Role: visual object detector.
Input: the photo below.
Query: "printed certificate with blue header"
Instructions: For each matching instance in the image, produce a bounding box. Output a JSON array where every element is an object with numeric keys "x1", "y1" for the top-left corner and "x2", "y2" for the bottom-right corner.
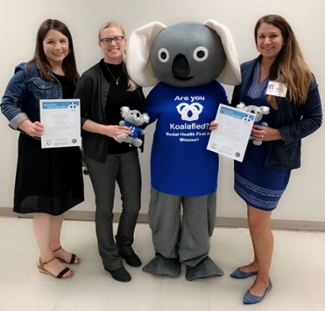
[
  {"x1": 40, "y1": 99, "x2": 81, "y2": 149},
  {"x1": 207, "y1": 104, "x2": 255, "y2": 162}
]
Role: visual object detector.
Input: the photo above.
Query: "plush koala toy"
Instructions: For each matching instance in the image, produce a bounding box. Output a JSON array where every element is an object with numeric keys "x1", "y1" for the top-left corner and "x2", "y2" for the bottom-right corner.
[
  {"x1": 237, "y1": 102, "x2": 270, "y2": 146},
  {"x1": 117, "y1": 106, "x2": 149, "y2": 147},
  {"x1": 126, "y1": 20, "x2": 240, "y2": 281}
]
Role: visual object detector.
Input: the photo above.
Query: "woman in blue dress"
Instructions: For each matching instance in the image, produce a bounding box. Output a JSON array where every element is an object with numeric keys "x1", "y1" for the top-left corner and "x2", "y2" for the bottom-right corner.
[{"x1": 212, "y1": 14, "x2": 322, "y2": 304}]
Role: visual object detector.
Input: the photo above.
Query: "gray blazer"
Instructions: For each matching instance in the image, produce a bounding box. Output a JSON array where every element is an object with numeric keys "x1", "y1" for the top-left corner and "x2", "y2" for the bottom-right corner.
[{"x1": 74, "y1": 62, "x2": 145, "y2": 163}]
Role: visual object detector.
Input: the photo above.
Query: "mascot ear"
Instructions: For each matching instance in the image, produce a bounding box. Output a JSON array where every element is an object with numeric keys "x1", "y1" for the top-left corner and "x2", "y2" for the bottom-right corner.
[
  {"x1": 204, "y1": 19, "x2": 241, "y2": 85},
  {"x1": 120, "y1": 106, "x2": 130, "y2": 117},
  {"x1": 126, "y1": 21, "x2": 166, "y2": 87},
  {"x1": 260, "y1": 106, "x2": 270, "y2": 115},
  {"x1": 236, "y1": 102, "x2": 246, "y2": 110},
  {"x1": 143, "y1": 113, "x2": 150, "y2": 124}
]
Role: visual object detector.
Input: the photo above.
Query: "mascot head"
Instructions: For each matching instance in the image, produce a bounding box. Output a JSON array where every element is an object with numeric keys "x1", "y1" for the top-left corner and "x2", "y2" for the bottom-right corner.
[{"x1": 126, "y1": 20, "x2": 241, "y2": 88}]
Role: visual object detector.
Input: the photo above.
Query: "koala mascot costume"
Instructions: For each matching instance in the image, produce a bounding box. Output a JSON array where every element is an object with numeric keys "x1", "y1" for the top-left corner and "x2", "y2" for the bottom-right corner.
[{"x1": 126, "y1": 20, "x2": 241, "y2": 281}]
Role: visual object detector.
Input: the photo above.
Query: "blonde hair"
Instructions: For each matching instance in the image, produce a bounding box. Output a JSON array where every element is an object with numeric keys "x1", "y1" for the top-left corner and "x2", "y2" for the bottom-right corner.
[
  {"x1": 254, "y1": 15, "x2": 312, "y2": 109},
  {"x1": 99, "y1": 21, "x2": 137, "y2": 91}
]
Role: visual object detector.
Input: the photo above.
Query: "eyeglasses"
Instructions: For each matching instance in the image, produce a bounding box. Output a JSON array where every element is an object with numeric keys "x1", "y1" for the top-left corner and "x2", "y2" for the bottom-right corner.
[{"x1": 99, "y1": 36, "x2": 124, "y2": 45}]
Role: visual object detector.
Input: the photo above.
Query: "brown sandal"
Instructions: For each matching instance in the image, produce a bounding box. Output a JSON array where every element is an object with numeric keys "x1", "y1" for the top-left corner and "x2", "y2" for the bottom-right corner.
[
  {"x1": 53, "y1": 246, "x2": 81, "y2": 264},
  {"x1": 38, "y1": 257, "x2": 73, "y2": 279}
]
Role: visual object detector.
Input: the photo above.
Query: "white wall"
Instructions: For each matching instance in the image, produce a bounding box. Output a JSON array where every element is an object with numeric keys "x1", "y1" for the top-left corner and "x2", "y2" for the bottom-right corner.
[{"x1": 0, "y1": 0, "x2": 324, "y2": 223}]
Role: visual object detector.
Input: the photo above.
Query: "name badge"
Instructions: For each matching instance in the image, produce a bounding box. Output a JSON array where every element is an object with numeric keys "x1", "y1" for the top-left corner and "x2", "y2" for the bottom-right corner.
[{"x1": 266, "y1": 81, "x2": 287, "y2": 97}]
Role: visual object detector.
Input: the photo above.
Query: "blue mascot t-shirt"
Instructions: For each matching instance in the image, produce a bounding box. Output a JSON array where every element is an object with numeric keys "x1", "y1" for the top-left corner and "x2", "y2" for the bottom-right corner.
[
  {"x1": 124, "y1": 120, "x2": 143, "y2": 138},
  {"x1": 145, "y1": 81, "x2": 228, "y2": 196}
]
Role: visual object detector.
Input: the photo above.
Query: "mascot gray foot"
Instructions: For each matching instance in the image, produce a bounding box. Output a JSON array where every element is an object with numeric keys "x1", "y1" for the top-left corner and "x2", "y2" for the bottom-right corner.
[
  {"x1": 142, "y1": 254, "x2": 181, "y2": 277},
  {"x1": 186, "y1": 256, "x2": 223, "y2": 281}
]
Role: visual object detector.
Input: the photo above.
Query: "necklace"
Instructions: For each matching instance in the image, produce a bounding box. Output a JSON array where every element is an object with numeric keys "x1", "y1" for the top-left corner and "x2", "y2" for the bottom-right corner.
[{"x1": 105, "y1": 62, "x2": 123, "y2": 85}]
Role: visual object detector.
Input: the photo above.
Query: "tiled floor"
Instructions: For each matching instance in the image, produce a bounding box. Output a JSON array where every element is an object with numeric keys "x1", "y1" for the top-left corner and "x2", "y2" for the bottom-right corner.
[{"x1": 0, "y1": 217, "x2": 325, "y2": 311}]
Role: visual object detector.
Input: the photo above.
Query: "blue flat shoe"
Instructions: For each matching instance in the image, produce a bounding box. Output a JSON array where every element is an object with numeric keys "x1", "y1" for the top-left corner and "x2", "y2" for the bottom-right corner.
[
  {"x1": 230, "y1": 267, "x2": 257, "y2": 279},
  {"x1": 243, "y1": 279, "x2": 272, "y2": 304}
]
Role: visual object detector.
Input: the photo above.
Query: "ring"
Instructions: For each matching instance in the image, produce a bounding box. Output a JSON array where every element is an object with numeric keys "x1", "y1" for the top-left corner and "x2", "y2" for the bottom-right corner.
[{"x1": 261, "y1": 135, "x2": 264, "y2": 138}]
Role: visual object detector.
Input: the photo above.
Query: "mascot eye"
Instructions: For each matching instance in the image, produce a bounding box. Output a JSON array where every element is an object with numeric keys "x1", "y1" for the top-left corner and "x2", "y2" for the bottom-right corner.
[
  {"x1": 193, "y1": 46, "x2": 209, "y2": 62},
  {"x1": 158, "y1": 48, "x2": 169, "y2": 63}
]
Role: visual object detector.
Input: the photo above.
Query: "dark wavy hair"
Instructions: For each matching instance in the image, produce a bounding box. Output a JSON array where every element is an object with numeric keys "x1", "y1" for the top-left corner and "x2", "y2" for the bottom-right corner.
[
  {"x1": 254, "y1": 14, "x2": 312, "y2": 108},
  {"x1": 28, "y1": 19, "x2": 78, "y2": 81}
]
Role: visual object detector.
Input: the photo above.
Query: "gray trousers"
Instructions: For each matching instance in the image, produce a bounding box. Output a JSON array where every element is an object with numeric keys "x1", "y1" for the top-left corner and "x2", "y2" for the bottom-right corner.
[
  {"x1": 149, "y1": 188, "x2": 216, "y2": 266},
  {"x1": 84, "y1": 150, "x2": 141, "y2": 270}
]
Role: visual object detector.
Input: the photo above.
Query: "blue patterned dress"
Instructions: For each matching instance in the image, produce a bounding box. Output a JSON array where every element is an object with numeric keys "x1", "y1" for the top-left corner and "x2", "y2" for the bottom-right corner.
[{"x1": 234, "y1": 63, "x2": 290, "y2": 211}]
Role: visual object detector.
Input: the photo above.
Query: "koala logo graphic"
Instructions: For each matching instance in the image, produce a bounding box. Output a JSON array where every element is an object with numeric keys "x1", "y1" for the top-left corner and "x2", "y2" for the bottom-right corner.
[
  {"x1": 243, "y1": 114, "x2": 254, "y2": 123},
  {"x1": 69, "y1": 102, "x2": 78, "y2": 109},
  {"x1": 176, "y1": 102, "x2": 204, "y2": 121}
]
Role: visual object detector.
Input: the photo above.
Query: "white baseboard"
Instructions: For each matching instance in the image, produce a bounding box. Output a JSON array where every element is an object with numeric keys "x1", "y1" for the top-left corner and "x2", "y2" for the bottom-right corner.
[{"x1": 1, "y1": 207, "x2": 324, "y2": 232}]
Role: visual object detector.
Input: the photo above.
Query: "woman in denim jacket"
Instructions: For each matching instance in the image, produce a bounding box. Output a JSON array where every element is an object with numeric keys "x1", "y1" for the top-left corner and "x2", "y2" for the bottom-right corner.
[{"x1": 1, "y1": 19, "x2": 84, "y2": 279}]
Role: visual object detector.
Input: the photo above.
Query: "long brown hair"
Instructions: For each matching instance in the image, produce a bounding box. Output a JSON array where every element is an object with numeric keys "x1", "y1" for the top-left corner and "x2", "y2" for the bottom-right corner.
[
  {"x1": 28, "y1": 19, "x2": 78, "y2": 81},
  {"x1": 254, "y1": 14, "x2": 312, "y2": 109},
  {"x1": 99, "y1": 21, "x2": 137, "y2": 91}
]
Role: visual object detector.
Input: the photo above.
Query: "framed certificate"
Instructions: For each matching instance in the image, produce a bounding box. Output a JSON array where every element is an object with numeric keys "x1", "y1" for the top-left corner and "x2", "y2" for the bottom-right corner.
[
  {"x1": 40, "y1": 99, "x2": 81, "y2": 149},
  {"x1": 207, "y1": 104, "x2": 255, "y2": 162}
]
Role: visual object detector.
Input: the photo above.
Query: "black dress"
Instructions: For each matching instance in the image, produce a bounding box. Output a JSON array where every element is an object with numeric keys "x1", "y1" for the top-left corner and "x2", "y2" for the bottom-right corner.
[{"x1": 14, "y1": 74, "x2": 84, "y2": 215}]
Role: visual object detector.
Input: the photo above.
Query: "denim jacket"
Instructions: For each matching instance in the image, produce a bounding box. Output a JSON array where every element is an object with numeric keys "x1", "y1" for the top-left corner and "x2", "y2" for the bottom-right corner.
[
  {"x1": 232, "y1": 56, "x2": 322, "y2": 171},
  {"x1": 1, "y1": 62, "x2": 68, "y2": 130}
]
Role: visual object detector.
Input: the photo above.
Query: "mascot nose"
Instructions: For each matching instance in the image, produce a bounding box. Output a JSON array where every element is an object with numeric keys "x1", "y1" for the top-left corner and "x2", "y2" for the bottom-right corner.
[{"x1": 172, "y1": 53, "x2": 190, "y2": 78}]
